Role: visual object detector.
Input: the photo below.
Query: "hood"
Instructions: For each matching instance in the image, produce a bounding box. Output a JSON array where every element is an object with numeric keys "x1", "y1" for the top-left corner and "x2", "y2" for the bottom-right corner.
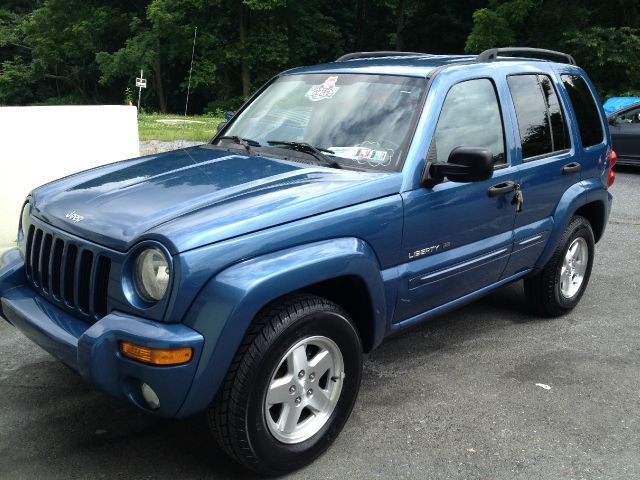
[{"x1": 32, "y1": 146, "x2": 401, "y2": 253}]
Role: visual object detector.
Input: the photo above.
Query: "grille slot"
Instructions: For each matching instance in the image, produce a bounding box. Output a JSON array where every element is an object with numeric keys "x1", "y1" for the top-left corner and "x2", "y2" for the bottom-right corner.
[
  {"x1": 31, "y1": 229, "x2": 43, "y2": 286},
  {"x1": 40, "y1": 234, "x2": 53, "y2": 291},
  {"x1": 51, "y1": 239, "x2": 64, "y2": 298},
  {"x1": 77, "y1": 250, "x2": 93, "y2": 312},
  {"x1": 94, "y1": 256, "x2": 111, "y2": 318},
  {"x1": 62, "y1": 244, "x2": 77, "y2": 304},
  {"x1": 24, "y1": 225, "x2": 111, "y2": 321}
]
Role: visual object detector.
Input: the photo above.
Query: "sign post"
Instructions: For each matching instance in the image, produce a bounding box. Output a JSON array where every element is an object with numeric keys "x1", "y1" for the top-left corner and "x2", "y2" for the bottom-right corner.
[{"x1": 135, "y1": 69, "x2": 147, "y2": 111}]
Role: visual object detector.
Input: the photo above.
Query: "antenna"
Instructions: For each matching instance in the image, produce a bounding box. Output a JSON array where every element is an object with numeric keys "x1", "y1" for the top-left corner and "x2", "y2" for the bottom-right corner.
[{"x1": 184, "y1": 26, "x2": 198, "y2": 116}]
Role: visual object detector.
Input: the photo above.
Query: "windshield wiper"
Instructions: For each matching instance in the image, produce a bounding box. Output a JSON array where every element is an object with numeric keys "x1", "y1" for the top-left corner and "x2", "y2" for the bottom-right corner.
[
  {"x1": 267, "y1": 140, "x2": 342, "y2": 169},
  {"x1": 217, "y1": 135, "x2": 261, "y2": 154}
]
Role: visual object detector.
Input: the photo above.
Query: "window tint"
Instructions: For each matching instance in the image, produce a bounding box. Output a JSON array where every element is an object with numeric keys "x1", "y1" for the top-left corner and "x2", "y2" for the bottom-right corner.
[
  {"x1": 508, "y1": 74, "x2": 570, "y2": 159},
  {"x1": 539, "y1": 75, "x2": 570, "y2": 151},
  {"x1": 433, "y1": 79, "x2": 505, "y2": 165},
  {"x1": 561, "y1": 74, "x2": 604, "y2": 147}
]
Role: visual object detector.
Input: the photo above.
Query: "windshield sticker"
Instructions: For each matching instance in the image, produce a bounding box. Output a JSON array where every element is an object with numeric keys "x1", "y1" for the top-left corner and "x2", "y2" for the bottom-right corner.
[
  {"x1": 306, "y1": 76, "x2": 340, "y2": 102},
  {"x1": 329, "y1": 146, "x2": 388, "y2": 164}
]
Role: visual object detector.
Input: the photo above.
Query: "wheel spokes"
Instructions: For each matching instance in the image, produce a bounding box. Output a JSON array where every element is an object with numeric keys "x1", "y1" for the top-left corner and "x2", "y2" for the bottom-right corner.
[
  {"x1": 264, "y1": 335, "x2": 345, "y2": 444},
  {"x1": 308, "y1": 348, "x2": 332, "y2": 378},
  {"x1": 288, "y1": 344, "x2": 309, "y2": 376},
  {"x1": 307, "y1": 388, "x2": 331, "y2": 414},
  {"x1": 267, "y1": 375, "x2": 293, "y2": 406},
  {"x1": 279, "y1": 403, "x2": 302, "y2": 433}
]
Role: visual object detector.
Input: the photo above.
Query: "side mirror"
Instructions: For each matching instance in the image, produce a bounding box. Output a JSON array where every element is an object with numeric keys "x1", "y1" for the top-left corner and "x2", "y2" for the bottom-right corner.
[
  {"x1": 421, "y1": 146, "x2": 494, "y2": 187},
  {"x1": 608, "y1": 116, "x2": 616, "y2": 126},
  {"x1": 216, "y1": 121, "x2": 227, "y2": 132}
]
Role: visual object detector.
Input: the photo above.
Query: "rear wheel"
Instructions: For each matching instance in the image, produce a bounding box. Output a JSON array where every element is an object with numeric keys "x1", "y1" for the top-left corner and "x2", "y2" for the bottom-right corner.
[
  {"x1": 208, "y1": 294, "x2": 362, "y2": 475},
  {"x1": 524, "y1": 215, "x2": 595, "y2": 316}
]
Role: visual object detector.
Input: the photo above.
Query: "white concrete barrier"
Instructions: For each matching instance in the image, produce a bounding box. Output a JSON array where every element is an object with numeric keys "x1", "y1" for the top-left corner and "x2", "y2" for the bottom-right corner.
[{"x1": 0, "y1": 105, "x2": 139, "y2": 247}]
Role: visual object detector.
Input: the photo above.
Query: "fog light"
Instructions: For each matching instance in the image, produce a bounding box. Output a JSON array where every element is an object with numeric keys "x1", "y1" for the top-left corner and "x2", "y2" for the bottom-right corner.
[{"x1": 141, "y1": 382, "x2": 161, "y2": 410}]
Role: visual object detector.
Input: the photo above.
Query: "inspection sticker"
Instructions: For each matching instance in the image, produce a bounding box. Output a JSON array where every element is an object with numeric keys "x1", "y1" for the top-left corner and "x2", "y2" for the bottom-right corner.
[
  {"x1": 329, "y1": 146, "x2": 388, "y2": 163},
  {"x1": 306, "y1": 76, "x2": 340, "y2": 101}
]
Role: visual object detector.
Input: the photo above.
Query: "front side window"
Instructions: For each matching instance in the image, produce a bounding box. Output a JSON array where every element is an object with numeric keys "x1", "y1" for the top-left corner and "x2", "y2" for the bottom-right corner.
[
  {"x1": 507, "y1": 74, "x2": 569, "y2": 160},
  {"x1": 613, "y1": 105, "x2": 640, "y2": 125},
  {"x1": 218, "y1": 73, "x2": 426, "y2": 171},
  {"x1": 431, "y1": 78, "x2": 506, "y2": 166},
  {"x1": 561, "y1": 74, "x2": 604, "y2": 148}
]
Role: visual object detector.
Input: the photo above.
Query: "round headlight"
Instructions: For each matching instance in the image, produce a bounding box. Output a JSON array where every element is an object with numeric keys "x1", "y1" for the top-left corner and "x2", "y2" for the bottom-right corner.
[
  {"x1": 134, "y1": 248, "x2": 170, "y2": 302},
  {"x1": 18, "y1": 202, "x2": 30, "y2": 255}
]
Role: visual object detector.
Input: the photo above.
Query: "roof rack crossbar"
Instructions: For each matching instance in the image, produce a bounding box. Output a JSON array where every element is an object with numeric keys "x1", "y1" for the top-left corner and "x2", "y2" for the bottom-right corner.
[
  {"x1": 476, "y1": 47, "x2": 576, "y2": 65},
  {"x1": 335, "y1": 51, "x2": 425, "y2": 62}
]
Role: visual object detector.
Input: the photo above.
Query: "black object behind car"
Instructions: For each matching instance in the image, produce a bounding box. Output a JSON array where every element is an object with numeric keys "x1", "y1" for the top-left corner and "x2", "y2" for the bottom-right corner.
[{"x1": 608, "y1": 102, "x2": 640, "y2": 166}]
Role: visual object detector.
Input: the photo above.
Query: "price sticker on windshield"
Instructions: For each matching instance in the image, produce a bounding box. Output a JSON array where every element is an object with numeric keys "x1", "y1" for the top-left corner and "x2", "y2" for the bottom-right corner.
[{"x1": 306, "y1": 76, "x2": 340, "y2": 102}]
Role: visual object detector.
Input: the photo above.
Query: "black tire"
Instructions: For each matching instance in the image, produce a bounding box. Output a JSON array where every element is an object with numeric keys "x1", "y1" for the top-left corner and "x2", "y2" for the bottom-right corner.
[
  {"x1": 207, "y1": 294, "x2": 363, "y2": 475},
  {"x1": 524, "y1": 215, "x2": 595, "y2": 317}
]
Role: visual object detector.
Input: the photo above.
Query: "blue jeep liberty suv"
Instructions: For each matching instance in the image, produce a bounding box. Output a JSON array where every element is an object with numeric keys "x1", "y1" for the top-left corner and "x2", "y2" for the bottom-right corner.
[{"x1": 0, "y1": 48, "x2": 615, "y2": 474}]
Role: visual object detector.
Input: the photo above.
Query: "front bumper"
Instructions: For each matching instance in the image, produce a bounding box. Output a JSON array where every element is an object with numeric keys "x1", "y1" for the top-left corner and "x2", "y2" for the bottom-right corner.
[{"x1": 0, "y1": 248, "x2": 204, "y2": 417}]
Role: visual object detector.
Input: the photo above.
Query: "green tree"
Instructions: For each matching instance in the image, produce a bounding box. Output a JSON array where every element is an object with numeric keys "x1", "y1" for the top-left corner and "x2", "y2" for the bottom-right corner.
[{"x1": 465, "y1": 0, "x2": 640, "y2": 97}]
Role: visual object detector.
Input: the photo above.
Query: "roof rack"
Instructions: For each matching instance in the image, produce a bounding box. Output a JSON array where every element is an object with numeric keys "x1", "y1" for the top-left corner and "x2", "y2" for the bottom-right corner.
[
  {"x1": 335, "y1": 51, "x2": 424, "y2": 62},
  {"x1": 476, "y1": 47, "x2": 576, "y2": 65}
]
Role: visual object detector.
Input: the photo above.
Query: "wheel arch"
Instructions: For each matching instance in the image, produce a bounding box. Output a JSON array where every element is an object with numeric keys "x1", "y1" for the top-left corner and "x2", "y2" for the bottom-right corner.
[
  {"x1": 535, "y1": 179, "x2": 611, "y2": 270},
  {"x1": 574, "y1": 199, "x2": 607, "y2": 243},
  {"x1": 176, "y1": 237, "x2": 386, "y2": 417}
]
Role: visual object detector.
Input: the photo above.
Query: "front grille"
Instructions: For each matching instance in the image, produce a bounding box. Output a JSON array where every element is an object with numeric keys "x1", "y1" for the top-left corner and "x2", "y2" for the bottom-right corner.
[{"x1": 25, "y1": 224, "x2": 111, "y2": 320}]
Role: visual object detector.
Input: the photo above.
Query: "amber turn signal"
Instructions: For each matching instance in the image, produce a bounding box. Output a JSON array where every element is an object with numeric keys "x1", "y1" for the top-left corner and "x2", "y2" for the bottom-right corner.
[{"x1": 119, "y1": 341, "x2": 193, "y2": 366}]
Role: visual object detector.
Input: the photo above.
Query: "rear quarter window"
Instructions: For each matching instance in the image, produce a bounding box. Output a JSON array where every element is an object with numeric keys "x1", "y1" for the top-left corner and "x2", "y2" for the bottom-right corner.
[{"x1": 561, "y1": 74, "x2": 604, "y2": 148}]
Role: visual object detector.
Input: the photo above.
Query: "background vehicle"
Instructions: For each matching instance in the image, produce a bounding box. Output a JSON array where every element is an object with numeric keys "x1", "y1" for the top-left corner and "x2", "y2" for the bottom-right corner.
[
  {"x1": 607, "y1": 101, "x2": 640, "y2": 166},
  {"x1": 0, "y1": 48, "x2": 614, "y2": 475}
]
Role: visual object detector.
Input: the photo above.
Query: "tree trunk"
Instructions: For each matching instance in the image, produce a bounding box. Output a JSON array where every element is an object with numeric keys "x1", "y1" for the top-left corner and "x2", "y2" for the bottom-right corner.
[
  {"x1": 239, "y1": 2, "x2": 250, "y2": 97},
  {"x1": 395, "y1": 0, "x2": 405, "y2": 51},
  {"x1": 153, "y1": 54, "x2": 167, "y2": 113}
]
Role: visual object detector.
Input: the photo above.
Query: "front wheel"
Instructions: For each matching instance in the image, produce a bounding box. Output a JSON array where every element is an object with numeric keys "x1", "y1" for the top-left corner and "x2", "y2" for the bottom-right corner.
[
  {"x1": 208, "y1": 294, "x2": 362, "y2": 475},
  {"x1": 524, "y1": 215, "x2": 595, "y2": 316}
]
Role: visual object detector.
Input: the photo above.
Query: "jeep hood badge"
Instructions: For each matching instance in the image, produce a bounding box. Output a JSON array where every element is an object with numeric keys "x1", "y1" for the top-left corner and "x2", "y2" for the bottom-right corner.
[{"x1": 65, "y1": 211, "x2": 84, "y2": 223}]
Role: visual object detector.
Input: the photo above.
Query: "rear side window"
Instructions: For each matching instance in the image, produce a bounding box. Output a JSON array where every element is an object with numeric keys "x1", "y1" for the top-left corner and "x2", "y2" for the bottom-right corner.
[
  {"x1": 432, "y1": 78, "x2": 506, "y2": 166},
  {"x1": 507, "y1": 74, "x2": 570, "y2": 160},
  {"x1": 561, "y1": 74, "x2": 604, "y2": 148}
]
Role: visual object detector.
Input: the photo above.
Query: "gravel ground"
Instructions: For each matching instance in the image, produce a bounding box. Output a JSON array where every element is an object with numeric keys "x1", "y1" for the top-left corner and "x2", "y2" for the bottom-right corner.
[
  {"x1": 0, "y1": 169, "x2": 638, "y2": 479},
  {"x1": 139, "y1": 140, "x2": 205, "y2": 156}
]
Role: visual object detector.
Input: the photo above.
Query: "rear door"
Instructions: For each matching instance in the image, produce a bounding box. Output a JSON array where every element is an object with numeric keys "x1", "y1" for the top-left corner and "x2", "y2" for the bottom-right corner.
[
  {"x1": 609, "y1": 104, "x2": 640, "y2": 163},
  {"x1": 501, "y1": 72, "x2": 579, "y2": 277}
]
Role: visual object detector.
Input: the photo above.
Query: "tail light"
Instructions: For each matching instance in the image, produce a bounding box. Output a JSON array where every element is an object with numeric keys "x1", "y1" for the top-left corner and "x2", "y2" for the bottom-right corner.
[{"x1": 607, "y1": 150, "x2": 617, "y2": 188}]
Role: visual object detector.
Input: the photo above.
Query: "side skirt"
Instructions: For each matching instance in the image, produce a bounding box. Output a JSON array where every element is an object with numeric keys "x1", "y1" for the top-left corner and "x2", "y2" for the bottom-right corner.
[{"x1": 389, "y1": 269, "x2": 532, "y2": 332}]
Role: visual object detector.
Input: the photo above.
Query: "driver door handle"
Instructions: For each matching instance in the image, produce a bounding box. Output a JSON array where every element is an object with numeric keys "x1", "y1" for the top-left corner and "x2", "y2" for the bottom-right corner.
[{"x1": 488, "y1": 181, "x2": 518, "y2": 197}]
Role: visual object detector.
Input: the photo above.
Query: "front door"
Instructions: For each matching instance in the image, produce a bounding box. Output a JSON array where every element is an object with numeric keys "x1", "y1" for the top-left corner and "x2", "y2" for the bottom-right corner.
[{"x1": 395, "y1": 77, "x2": 519, "y2": 323}]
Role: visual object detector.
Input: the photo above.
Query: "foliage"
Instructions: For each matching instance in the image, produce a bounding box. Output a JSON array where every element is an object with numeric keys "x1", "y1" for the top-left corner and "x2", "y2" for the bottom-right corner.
[
  {"x1": 466, "y1": 0, "x2": 640, "y2": 97},
  {"x1": 138, "y1": 113, "x2": 223, "y2": 142},
  {"x1": 1, "y1": 0, "x2": 639, "y2": 111}
]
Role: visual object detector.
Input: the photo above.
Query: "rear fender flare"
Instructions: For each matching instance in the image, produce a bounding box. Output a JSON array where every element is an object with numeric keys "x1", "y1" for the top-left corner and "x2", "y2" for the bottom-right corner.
[{"x1": 534, "y1": 179, "x2": 606, "y2": 270}]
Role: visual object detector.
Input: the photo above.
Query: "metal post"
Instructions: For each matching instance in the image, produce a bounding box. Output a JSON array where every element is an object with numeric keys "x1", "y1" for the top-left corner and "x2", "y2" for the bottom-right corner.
[
  {"x1": 137, "y1": 69, "x2": 143, "y2": 111},
  {"x1": 185, "y1": 27, "x2": 198, "y2": 116}
]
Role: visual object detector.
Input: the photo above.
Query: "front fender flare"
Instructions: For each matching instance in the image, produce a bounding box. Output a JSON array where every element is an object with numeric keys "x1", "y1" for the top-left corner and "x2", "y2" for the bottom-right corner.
[{"x1": 177, "y1": 237, "x2": 385, "y2": 417}]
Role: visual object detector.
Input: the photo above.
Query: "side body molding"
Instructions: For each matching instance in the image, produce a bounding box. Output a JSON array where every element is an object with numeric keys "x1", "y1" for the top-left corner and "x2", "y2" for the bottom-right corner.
[{"x1": 177, "y1": 237, "x2": 386, "y2": 417}]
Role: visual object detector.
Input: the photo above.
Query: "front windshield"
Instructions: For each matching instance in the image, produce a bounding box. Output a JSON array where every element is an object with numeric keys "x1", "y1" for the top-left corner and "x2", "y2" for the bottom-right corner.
[{"x1": 216, "y1": 73, "x2": 426, "y2": 171}]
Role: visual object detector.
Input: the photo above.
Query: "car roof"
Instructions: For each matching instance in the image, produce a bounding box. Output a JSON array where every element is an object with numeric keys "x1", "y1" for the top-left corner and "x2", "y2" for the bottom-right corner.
[
  {"x1": 607, "y1": 100, "x2": 640, "y2": 117},
  {"x1": 282, "y1": 53, "x2": 569, "y2": 78}
]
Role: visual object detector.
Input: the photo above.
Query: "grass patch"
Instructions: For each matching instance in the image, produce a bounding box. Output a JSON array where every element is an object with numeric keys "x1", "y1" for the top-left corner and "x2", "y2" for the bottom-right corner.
[{"x1": 138, "y1": 113, "x2": 223, "y2": 142}]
